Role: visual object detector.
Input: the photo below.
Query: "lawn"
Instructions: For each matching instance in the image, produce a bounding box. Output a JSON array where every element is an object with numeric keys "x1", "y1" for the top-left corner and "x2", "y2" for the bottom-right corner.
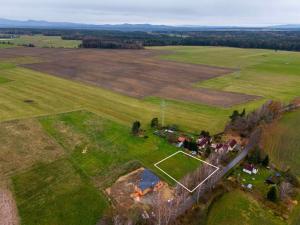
[
  {"x1": 11, "y1": 35, "x2": 81, "y2": 48},
  {"x1": 206, "y1": 190, "x2": 285, "y2": 225},
  {"x1": 232, "y1": 166, "x2": 275, "y2": 196},
  {"x1": 262, "y1": 109, "x2": 300, "y2": 178},
  {"x1": 155, "y1": 151, "x2": 205, "y2": 182}
]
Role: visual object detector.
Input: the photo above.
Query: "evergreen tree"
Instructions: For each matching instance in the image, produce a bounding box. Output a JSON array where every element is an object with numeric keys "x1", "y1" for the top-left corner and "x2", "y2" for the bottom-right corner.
[
  {"x1": 200, "y1": 130, "x2": 210, "y2": 138},
  {"x1": 131, "y1": 121, "x2": 141, "y2": 135},
  {"x1": 262, "y1": 155, "x2": 269, "y2": 167},
  {"x1": 240, "y1": 108, "x2": 246, "y2": 117},
  {"x1": 267, "y1": 186, "x2": 278, "y2": 202},
  {"x1": 230, "y1": 110, "x2": 240, "y2": 122},
  {"x1": 150, "y1": 118, "x2": 159, "y2": 128}
]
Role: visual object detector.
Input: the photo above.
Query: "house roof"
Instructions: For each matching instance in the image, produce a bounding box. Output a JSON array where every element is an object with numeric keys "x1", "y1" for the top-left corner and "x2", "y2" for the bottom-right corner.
[
  {"x1": 216, "y1": 143, "x2": 223, "y2": 149},
  {"x1": 222, "y1": 144, "x2": 229, "y2": 151},
  {"x1": 198, "y1": 137, "x2": 209, "y2": 147},
  {"x1": 228, "y1": 139, "x2": 237, "y2": 148},
  {"x1": 139, "y1": 169, "x2": 160, "y2": 191},
  {"x1": 244, "y1": 164, "x2": 254, "y2": 171},
  {"x1": 178, "y1": 136, "x2": 186, "y2": 142}
]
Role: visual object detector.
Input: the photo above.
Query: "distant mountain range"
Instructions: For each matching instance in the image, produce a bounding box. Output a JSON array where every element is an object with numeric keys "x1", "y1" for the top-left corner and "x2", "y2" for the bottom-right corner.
[{"x1": 0, "y1": 18, "x2": 299, "y2": 31}]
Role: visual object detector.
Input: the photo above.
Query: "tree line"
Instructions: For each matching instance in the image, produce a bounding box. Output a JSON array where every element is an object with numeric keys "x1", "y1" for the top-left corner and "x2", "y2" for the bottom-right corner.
[{"x1": 2, "y1": 28, "x2": 300, "y2": 51}]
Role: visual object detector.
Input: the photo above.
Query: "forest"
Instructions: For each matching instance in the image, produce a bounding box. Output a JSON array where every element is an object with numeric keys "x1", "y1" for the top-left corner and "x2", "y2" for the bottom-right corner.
[{"x1": 1, "y1": 28, "x2": 300, "y2": 51}]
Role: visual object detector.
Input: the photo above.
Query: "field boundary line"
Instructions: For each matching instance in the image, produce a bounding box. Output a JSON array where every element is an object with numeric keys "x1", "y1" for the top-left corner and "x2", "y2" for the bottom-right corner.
[{"x1": 154, "y1": 151, "x2": 219, "y2": 193}]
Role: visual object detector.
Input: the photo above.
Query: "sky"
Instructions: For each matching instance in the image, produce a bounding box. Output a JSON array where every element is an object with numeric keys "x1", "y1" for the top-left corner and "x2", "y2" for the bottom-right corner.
[{"x1": 0, "y1": 0, "x2": 300, "y2": 26}]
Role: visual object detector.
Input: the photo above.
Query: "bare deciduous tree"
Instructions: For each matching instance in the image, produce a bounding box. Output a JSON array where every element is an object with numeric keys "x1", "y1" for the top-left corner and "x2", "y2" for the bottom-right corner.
[{"x1": 279, "y1": 181, "x2": 293, "y2": 200}]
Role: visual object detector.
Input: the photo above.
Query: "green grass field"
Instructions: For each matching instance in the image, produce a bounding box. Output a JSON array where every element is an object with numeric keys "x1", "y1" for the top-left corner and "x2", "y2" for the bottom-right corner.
[
  {"x1": 207, "y1": 190, "x2": 285, "y2": 225},
  {"x1": 262, "y1": 109, "x2": 300, "y2": 178},
  {"x1": 7, "y1": 110, "x2": 203, "y2": 225},
  {"x1": 154, "y1": 46, "x2": 300, "y2": 107},
  {"x1": 39, "y1": 110, "x2": 190, "y2": 185},
  {"x1": 156, "y1": 151, "x2": 204, "y2": 181},
  {"x1": 12, "y1": 159, "x2": 107, "y2": 225},
  {"x1": 11, "y1": 35, "x2": 81, "y2": 48}
]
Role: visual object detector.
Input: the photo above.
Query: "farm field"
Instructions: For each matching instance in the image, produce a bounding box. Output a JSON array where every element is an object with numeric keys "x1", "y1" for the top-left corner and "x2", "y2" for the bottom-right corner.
[
  {"x1": 206, "y1": 190, "x2": 285, "y2": 225},
  {"x1": 0, "y1": 61, "x2": 234, "y2": 133},
  {"x1": 0, "y1": 42, "x2": 14, "y2": 48},
  {"x1": 262, "y1": 109, "x2": 300, "y2": 178},
  {"x1": 11, "y1": 35, "x2": 81, "y2": 48},
  {"x1": 0, "y1": 47, "x2": 258, "y2": 107},
  {"x1": 155, "y1": 46, "x2": 300, "y2": 107}
]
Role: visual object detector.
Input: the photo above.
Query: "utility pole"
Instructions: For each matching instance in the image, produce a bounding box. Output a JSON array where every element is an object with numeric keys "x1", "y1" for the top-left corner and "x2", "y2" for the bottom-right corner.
[{"x1": 160, "y1": 99, "x2": 166, "y2": 127}]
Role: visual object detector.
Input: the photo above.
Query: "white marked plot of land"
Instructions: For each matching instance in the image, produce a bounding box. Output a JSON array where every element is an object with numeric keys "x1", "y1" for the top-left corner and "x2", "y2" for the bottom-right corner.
[{"x1": 154, "y1": 151, "x2": 219, "y2": 193}]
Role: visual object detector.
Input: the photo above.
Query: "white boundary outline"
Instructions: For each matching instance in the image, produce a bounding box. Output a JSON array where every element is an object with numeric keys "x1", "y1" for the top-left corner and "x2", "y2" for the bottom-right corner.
[{"x1": 154, "y1": 151, "x2": 219, "y2": 193}]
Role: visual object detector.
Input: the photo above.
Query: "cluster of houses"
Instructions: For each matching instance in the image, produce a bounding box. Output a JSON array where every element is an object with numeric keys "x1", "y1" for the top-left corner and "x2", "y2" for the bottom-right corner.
[{"x1": 177, "y1": 135, "x2": 239, "y2": 155}]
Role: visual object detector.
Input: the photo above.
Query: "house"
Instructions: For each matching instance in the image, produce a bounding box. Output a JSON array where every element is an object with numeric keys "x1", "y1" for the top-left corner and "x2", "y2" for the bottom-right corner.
[
  {"x1": 242, "y1": 164, "x2": 258, "y2": 175},
  {"x1": 176, "y1": 136, "x2": 186, "y2": 148},
  {"x1": 228, "y1": 139, "x2": 237, "y2": 151},
  {"x1": 134, "y1": 169, "x2": 163, "y2": 197},
  {"x1": 197, "y1": 137, "x2": 209, "y2": 149},
  {"x1": 222, "y1": 144, "x2": 229, "y2": 153},
  {"x1": 246, "y1": 183, "x2": 253, "y2": 189},
  {"x1": 214, "y1": 143, "x2": 223, "y2": 152},
  {"x1": 215, "y1": 143, "x2": 229, "y2": 153},
  {"x1": 178, "y1": 136, "x2": 186, "y2": 142}
]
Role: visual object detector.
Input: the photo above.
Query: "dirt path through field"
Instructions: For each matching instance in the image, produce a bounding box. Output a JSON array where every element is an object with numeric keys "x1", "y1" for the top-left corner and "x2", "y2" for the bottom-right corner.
[{"x1": 0, "y1": 188, "x2": 19, "y2": 225}]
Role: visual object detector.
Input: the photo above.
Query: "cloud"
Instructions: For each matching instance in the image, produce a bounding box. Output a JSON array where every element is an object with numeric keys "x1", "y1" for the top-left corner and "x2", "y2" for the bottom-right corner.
[{"x1": 1, "y1": 0, "x2": 300, "y2": 25}]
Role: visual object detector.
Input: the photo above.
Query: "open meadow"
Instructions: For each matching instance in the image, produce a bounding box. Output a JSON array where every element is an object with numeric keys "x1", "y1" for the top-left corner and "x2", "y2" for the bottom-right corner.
[{"x1": 262, "y1": 109, "x2": 300, "y2": 178}]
